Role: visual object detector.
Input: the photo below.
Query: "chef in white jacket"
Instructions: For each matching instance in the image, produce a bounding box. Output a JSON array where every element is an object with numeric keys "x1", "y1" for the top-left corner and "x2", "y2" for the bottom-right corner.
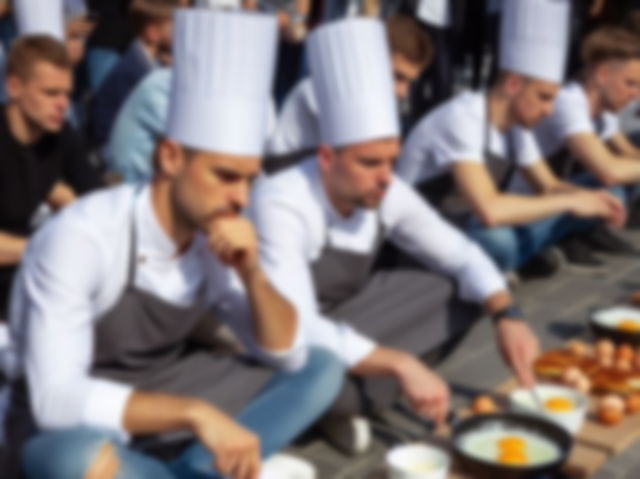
[
  {"x1": 251, "y1": 16, "x2": 539, "y2": 448},
  {"x1": 6, "y1": 9, "x2": 342, "y2": 479}
]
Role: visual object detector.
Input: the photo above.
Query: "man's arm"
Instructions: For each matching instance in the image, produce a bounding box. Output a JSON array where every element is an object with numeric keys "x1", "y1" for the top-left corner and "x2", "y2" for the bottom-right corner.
[
  {"x1": 453, "y1": 161, "x2": 624, "y2": 227},
  {"x1": 566, "y1": 132, "x2": 640, "y2": 185},
  {"x1": 608, "y1": 131, "x2": 640, "y2": 160},
  {"x1": 47, "y1": 181, "x2": 77, "y2": 210},
  {"x1": 0, "y1": 231, "x2": 27, "y2": 265}
]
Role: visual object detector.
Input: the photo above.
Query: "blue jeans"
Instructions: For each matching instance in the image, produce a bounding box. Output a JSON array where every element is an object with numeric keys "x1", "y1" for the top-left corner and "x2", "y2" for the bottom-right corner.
[
  {"x1": 465, "y1": 173, "x2": 626, "y2": 271},
  {"x1": 22, "y1": 348, "x2": 344, "y2": 479}
]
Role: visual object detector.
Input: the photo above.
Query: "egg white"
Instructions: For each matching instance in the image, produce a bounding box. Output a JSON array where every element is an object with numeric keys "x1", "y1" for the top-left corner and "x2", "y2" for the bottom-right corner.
[
  {"x1": 592, "y1": 307, "x2": 640, "y2": 329},
  {"x1": 457, "y1": 425, "x2": 560, "y2": 467}
]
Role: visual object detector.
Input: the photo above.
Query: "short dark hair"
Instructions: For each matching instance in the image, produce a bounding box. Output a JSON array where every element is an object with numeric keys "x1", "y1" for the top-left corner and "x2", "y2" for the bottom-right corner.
[
  {"x1": 129, "y1": 0, "x2": 181, "y2": 36},
  {"x1": 581, "y1": 26, "x2": 640, "y2": 68},
  {"x1": 6, "y1": 35, "x2": 71, "y2": 80},
  {"x1": 385, "y1": 14, "x2": 434, "y2": 68}
]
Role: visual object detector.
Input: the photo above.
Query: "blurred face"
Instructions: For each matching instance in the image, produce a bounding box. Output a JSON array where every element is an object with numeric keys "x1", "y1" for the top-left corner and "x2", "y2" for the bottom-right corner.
[
  {"x1": 65, "y1": 23, "x2": 93, "y2": 66},
  {"x1": 391, "y1": 53, "x2": 422, "y2": 101},
  {"x1": 509, "y1": 76, "x2": 560, "y2": 128},
  {"x1": 318, "y1": 137, "x2": 400, "y2": 214},
  {"x1": 6, "y1": 61, "x2": 72, "y2": 133},
  {"x1": 156, "y1": 140, "x2": 260, "y2": 232},
  {"x1": 151, "y1": 18, "x2": 174, "y2": 65},
  {"x1": 596, "y1": 60, "x2": 640, "y2": 112}
]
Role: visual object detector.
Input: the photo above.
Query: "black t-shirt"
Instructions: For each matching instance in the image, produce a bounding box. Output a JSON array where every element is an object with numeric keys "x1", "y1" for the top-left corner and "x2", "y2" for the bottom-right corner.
[{"x1": 0, "y1": 107, "x2": 103, "y2": 314}]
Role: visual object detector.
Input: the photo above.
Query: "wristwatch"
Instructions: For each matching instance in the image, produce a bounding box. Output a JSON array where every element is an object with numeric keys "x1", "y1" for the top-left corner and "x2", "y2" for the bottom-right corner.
[{"x1": 491, "y1": 304, "x2": 524, "y2": 323}]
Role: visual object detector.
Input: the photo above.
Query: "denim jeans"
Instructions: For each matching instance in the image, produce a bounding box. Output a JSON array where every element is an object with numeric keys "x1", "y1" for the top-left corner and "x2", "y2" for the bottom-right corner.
[
  {"x1": 22, "y1": 348, "x2": 344, "y2": 479},
  {"x1": 465, "y1": 173, "x2": 624, "y2": 271}
]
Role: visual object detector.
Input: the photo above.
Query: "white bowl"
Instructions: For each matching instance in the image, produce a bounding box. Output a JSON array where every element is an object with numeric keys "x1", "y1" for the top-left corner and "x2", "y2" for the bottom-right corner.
[
  {"x1": 386, "y1": 443, "x2": 450, "y2": 479},
  {"x1": 592, "y1": 306, "x2": 640, "y2": 330},
  {"x1": 509, "y1": 384, "x2": 588, "y2": 434}
]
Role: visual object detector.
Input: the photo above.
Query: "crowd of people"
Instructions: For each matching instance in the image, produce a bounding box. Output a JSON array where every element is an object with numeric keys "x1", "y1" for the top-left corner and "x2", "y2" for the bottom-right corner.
[{"x1": 1, "y1": 0, "x2": 640, "y2": 478}]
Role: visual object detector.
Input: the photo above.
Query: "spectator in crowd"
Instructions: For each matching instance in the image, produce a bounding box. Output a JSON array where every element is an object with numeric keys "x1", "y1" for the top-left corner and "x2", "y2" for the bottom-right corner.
[
  {"x1": 0, "y1": 36, "x2": 102, "y2": 325},
  {"x1": 534, "y1": 26, "x2": 640, "y2": 256},
  {"x1": 397, "y1": 0, "x2": 624, "y2": 277},
  {"x1": 90, "y1": 0, "x2": 181, "y2": 147},
  {"x1": 251, "y1": 17, "x2": 539, "y2": 454},
  {"x1": 6, "y1": 9, "x2": 342, "y2": 479},
  {"x1": 267, "y1": 13, "x2": 433, "y2": 172}
]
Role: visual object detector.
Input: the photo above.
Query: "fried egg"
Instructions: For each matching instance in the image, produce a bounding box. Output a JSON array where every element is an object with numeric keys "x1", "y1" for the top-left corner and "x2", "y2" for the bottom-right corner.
[{"x1": 458, "y1": 426, "x2": 560, "y2": 467}]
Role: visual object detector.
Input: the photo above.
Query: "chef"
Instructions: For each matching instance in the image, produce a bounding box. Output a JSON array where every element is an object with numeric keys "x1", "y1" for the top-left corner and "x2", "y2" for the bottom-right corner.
[
  {"x1": 251, "y1": 16, "x2": 539, "y2": 452},
  {"x1": 266, "y1": 13, "x2": 432, "y2": 172},
  {"x1": 6, "y1": 9, "x2": 342, "y2": 479},
  {"x1": 397, "y1": 0, "x2": 624, "y2": 275},
  {"x1": 534, "y1": 26, "x2": 640, "y2": 252}
]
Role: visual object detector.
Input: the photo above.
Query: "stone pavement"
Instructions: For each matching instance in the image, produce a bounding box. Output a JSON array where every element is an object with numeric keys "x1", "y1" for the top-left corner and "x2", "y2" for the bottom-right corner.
[{"x1": 290, "y1": 229, "x2": 640, "y2": 478}]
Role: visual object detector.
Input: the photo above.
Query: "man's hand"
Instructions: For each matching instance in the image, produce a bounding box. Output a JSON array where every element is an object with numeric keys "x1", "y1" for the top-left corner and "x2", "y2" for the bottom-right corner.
[
  {"x1": 207, "y1": 217, "x2": 260, "y2": 277},
  {"x1": 395, "y1": 355, "x2": 450, "y2": 427},
  {"x1": 496, "y1": 319, "x2": 540, "y2": 388},
  {"x1": 189, "y1": 401, "x2": 261, "y2": 479},
  {"x1": 568, "y1": 190, "x2": 626, "y2": 227}
]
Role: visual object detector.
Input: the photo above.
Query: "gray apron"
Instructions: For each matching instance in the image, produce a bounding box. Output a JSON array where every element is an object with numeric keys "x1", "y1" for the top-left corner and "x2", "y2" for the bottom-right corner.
[
  {"x1": 310, "y1": 212, "x2": 478, "y2": 415},
  {"x1": 548, "y1": 115, "x2": 606, "y2": 179},
  {"x1": 4, "y1": 198, "x2": 273, "y2": 475},
  {"x1": 417, "y1": 95, "x2": 518, "y2": 226}
]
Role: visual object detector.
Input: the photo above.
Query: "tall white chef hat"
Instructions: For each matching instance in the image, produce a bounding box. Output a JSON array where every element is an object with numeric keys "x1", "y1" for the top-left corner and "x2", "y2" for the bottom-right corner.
[
  {"x1": 166, "y1": 9, "x2": 278, "y2": 157},
  {"x1": 14, "y1": 0, "x2": 64, "y2": 41},
  {"x1": 500, "y1": 0, "x2": 570, "y2": 84},
  {"x1": 194, "y1": 0, "x2": 241, "y2": 8},
  {"x1": 308, "y1": 17, "x2": 399, "y2": 148}
]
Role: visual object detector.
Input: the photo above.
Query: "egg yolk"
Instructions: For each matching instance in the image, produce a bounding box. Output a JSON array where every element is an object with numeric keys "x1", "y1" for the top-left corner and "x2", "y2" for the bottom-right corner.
[
  {"x1": 498, "y1": 450, "x2": 528, "y2": 465},
  {"x1": 545, "y1": 396, "x2": 574, "y2": 412},
  {"x1": 498, "y1": 436, "x2": 526, "y2": 451},
  {"x1": 617, "y1": 319, "x2": 640, "y2": 332}
]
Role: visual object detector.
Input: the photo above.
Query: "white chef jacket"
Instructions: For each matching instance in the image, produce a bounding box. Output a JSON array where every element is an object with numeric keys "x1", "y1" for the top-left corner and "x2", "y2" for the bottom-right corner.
[
  {"x1": 416, "y1": 0, "x2": 451, "y2": 27},
  {"x1": 268, "y1": 78, "x2": 320, "y2": 156},
  {"x1": 397, "y1": 91, "x2": 542, "y2": 186},
  {"x1": 8, "y1": 184, "x2": 306, "y2": 438},
  {"x1": 250, "y1": 159, "x2": 506, "y2": 367},
  {"x1": 534, "y1": 81, "x2": 621, "y2": 158}
]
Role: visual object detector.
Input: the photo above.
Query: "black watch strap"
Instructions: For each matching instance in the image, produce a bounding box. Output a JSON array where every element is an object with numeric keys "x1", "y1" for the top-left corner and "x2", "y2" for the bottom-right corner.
[{"x1": 491, "y1": 304, "x2": 524, "y2": 323}]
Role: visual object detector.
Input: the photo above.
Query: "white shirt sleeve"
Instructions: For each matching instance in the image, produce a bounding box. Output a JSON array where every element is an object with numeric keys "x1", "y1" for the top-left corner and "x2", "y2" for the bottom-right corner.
[
  {"x1": 397, "y1": 101, "x2": 484, "y2": 185},
  {"x1": 513, "y1": 127, "x2": 543, "y2": 167},
  {"x1": 549, "y1": 88, "x2": 595, "y2": 139},
  {"x1": 267, "y1": 79, "x2": 320, "y2": 156},
  {"x1": 252, "y1": 193, "x2": 377, "y2": 367},
  {"x1": 383, "y1": 177, "x2": 507, "y2": 303},
  {"x1": 18, "y1": 221, "x2": 133, "y2": 439},
  {"x1": 600, "y1": 112, "x2": 621, "y2": 141},
  {"x1": 209, "y1": 268, "x2": 308, "y2": 372}
]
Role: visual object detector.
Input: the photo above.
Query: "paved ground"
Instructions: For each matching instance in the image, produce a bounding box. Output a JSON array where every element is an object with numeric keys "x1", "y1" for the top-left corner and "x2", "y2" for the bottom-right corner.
[{"x1": 288, "y1": 228, "x2": 640, "y2": 478}]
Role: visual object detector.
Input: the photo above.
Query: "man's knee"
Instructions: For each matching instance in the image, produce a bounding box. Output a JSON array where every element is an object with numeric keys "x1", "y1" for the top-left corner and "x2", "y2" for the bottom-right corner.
[
  {"x1": 22, "y1": 429, "x2": 119, "y2": 479},
  {"x1": 84, "y1": 443, "x2": 119, "y2": 479}
]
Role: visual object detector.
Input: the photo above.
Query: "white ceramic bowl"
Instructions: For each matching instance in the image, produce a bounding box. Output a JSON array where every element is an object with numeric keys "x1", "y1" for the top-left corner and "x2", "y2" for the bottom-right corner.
[
  {"x1": 591, "y1": 306, "x2": 640, "y2": 330},
  {"x1": 386, "y1": 443, "x2": 450, "y2": 479},
  {"x1": 509, "y1": 384, "x2": 588, "y2": 435}
]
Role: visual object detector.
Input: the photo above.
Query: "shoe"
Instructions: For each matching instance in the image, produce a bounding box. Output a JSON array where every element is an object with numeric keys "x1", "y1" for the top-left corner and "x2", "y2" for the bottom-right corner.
[
  {"x1": 584, "y1": 225, "x2": 639, "y2": 256},
  {"x1": 317, "y1": 415, "x2": 371, "y2": 456},
  {"x1": 557, "y1": 236, "x2": 605, "y2": 271},
  {"x1": 519, "y1": 247, "x2": 564, "y2": 278},
  {"x1": 260, "y1": 454, "x2": 316, "y2": 479}
]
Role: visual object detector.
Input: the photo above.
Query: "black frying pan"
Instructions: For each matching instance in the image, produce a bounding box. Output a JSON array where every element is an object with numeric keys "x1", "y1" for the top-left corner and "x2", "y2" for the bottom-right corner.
[{"x1": 451, "y1": 412, "x2": 573, "y2": 479}]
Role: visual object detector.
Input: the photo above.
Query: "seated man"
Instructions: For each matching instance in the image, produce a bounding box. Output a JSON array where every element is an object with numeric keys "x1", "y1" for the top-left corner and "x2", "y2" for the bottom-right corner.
[
  {"x1": 5, "y1": 10, "x2": 342, "y2": 479},
  {"x1": 0, "y1": 35, "x2": 102, "y2": 324},
  {"x1": 90, "y1": 0, "x2": 180, "y2": 147},
  {"x1": 266, "y1": 13, "x2": 432, "y2": 172},
  {"x1": 251, "y1": 17, "x2": 539, "y2": 453},
  {"x1": 397, "y1": 0, "x2": 624, "y2": 275},
  {"x1": 534, "y1": 26, "x2": 640, "y2": 253}
]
